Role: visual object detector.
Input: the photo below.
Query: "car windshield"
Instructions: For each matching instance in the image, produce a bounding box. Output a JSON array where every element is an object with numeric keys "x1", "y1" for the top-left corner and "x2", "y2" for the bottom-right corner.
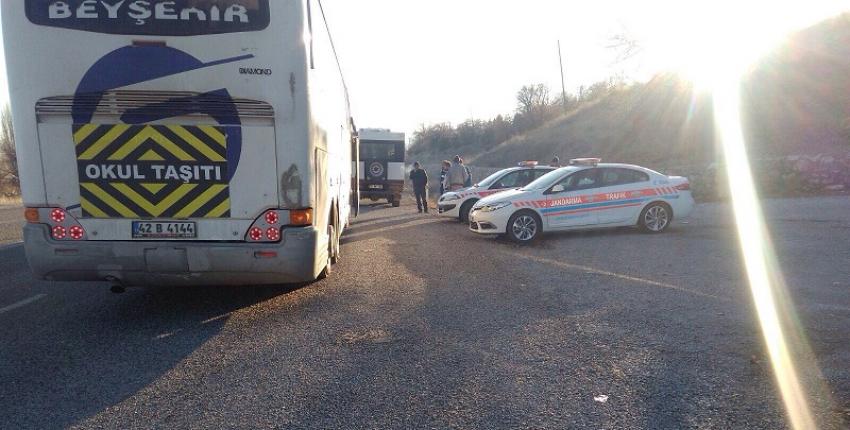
[
  {"x1": 474, "y1": 169, "x2": 511, "y2": 189},
  {"x1": 521, "y1": 167, "x2": 578, "y2": 191}
]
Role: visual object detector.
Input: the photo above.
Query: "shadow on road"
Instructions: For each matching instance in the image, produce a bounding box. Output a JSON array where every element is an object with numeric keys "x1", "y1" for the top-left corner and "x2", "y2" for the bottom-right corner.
[{"x1": 0, "y1": 282, "x2": 307, "y2": 429}]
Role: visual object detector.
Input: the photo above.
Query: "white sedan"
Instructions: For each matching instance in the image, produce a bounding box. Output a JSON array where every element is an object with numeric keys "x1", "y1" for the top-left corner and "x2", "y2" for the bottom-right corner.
[
  {"x1": 438, "y1": 164, "x2": 555, "y2": 222},
  {"x1": 469, "y1": 160, "x2": 695, "y2": 243}
]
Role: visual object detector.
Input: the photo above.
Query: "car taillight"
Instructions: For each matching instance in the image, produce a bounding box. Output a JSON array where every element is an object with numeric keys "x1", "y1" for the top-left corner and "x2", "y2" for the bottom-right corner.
[
  {"x1": 52, "y1": 225, "x2": 67, "y2": 240},
  {"x1": 675, "y1": 183, "x2": 691, "y2": 191},
  {"x1": 249, "y1": 227, "x2": 264, "y2": 241}
]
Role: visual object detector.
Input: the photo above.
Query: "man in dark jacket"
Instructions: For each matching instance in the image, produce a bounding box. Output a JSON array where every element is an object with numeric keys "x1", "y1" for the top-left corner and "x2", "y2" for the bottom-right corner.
[{"x1": 410, "y1": 162, "x2": 429, "y2": 213}]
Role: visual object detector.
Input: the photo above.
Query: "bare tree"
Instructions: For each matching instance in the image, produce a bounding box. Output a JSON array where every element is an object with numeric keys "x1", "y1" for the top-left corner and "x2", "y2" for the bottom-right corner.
[
  {"x1": 516, "y1": 84, "x2": 550, "y2": 114},
  {"x1": 0, "y1": 105, "x2": 19, "y2": 195},
  {"x1": 606, "y1": 29, "x2": 642, "y2": 65}
]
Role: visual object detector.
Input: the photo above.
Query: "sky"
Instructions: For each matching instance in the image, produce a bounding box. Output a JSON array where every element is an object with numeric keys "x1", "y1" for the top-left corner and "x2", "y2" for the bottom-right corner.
[
  {"x1": 320, "y1": 0, "x2": 850, "y2": 136},
  {"x1": 0, "y1": 1, "x2": 848, "y2": 138}
]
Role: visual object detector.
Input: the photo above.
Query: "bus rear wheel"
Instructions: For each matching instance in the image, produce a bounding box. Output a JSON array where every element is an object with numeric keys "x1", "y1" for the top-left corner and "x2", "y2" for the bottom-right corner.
[
  {"x1": 331, "y1": 210, "x2": 341, "y2": 264},
  {"x1": 318, "y1": 223, "x2": 336, "y2": 280}
]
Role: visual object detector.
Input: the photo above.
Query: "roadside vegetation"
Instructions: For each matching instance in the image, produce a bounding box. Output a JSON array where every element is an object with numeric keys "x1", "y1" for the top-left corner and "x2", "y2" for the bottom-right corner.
[
  {"x1": 0, "y1": 104, "x2": 19, "y2": 199},
  {"x1": 409, "y1": 14, "x2": 850, "y2": 201}
]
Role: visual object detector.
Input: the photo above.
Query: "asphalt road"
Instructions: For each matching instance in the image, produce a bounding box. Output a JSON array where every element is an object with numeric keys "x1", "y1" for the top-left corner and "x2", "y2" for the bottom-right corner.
[{"x1": 0, "y1": 197, "x2": 849, "y2": 429}]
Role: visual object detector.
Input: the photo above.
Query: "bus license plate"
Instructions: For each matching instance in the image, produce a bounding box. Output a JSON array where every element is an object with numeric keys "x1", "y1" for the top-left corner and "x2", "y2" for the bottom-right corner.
[
  {"x1": 369, "y1": 184, "x2": 384, "y2": 189},
  {"x1": 132, "y1": 221, "x2": 197, "y2": 239}
]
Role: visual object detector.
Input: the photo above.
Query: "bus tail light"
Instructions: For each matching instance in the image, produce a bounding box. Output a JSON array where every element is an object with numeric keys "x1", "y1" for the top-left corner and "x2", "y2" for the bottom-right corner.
[
  {"x1": 249, "y1": 227, "x2": 264, "y2": 242},
  {"x1": 245, "y1": 209, "x2": 313, "y2": 243},
  {"x1": 69, "y1": 226, "x2": 85, "y2": 241},
  {"x1": 52, "y1": 226, "x2": 67, "y2": 240},
  {"x1": 25, "y1": 208, "x2": 40, "y2": 223},
  {"x1": 265, "y1": 211, "x2": 279, "y2": 225},
  {"x1": 290, "y1": 209, "x2": 313, "y2": 226},
  {"x1": 266, "y1": 227, "x2": 281, "y2": 242},
  {"x1": 51, "y1": 209, "x2": 66, "y2": 223},
  {"x1": 33, "y1": 207, "x2": 88, "y2": 241}
]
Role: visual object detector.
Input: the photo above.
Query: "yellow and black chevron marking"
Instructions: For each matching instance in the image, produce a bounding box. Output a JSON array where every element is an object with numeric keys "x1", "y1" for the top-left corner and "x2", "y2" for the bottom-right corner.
[{"x1": 74, "y1": 124, "x2": 231, "y2": 219}]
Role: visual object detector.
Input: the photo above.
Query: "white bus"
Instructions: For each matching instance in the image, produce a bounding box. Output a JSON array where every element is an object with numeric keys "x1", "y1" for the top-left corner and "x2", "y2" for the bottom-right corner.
[{"x1": 2, "y1": 0, "x2": 357, "y2": 287}]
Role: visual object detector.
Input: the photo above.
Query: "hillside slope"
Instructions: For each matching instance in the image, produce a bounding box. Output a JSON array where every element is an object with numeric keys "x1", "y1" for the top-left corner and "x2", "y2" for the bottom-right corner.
[
  {"x1": 743, "y1": 13, "x2": 850, "y2": 158},
  {"x1": 419, "y1": 13, "x2": 850, "y2": 170},
  {"x1": 472, "y1": 76, "x2": 716, "y2": 168}
]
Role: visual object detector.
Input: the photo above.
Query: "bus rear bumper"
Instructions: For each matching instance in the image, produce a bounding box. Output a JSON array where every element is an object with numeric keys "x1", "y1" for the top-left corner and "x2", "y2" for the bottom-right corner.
[{"x1": 23, "y1": 224, "x2": 323, "y2": 286}]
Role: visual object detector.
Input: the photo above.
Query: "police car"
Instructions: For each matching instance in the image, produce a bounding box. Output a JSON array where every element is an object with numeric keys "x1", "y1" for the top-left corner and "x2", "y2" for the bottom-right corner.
[
  {"x1": 438, "y1": 162, "x2": 556, "y2": 222},
  {"x1": 469, "y1": 159, "x2": 695, "y2": 242}
]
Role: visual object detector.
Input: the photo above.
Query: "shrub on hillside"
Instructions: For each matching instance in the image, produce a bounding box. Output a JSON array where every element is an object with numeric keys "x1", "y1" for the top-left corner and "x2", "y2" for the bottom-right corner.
[{"x1": 0, "y1": 105, "x2": 19, "y2": 197}]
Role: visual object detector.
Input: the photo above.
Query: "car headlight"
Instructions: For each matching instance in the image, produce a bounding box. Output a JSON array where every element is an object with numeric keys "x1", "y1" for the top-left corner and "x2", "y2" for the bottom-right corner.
[
  {"x1": 441, "y1": 193, "x2": 461, "y2": 202},
  {"x1": 478, "y1": 202, "x2": 512, "y2": 212}
]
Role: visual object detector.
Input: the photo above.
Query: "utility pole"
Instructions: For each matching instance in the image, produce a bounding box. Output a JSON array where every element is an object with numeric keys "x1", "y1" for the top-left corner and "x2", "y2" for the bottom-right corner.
[{"x1": 558, "y1": 40, "x2": 568, "y2": 112}]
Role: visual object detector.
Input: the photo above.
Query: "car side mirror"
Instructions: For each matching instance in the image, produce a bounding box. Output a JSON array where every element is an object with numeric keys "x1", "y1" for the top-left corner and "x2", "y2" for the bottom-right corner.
[{"x1": 551, "y1": 184, "x2": 566, "y2": 193}]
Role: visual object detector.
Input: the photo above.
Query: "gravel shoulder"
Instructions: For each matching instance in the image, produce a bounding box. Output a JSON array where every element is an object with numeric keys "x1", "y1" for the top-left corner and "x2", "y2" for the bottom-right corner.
[{"x1": 0, "y1": 206, "x2": 23, "y2": 245}]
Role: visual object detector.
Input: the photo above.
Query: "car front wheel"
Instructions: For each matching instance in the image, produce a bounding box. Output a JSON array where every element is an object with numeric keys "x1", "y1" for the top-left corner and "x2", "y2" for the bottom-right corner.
[
  {"x1": 507, "y1": 211, "x2": 542, "y2": 243},
  {"x1": 459, "y1": 200, "x2": 477, "y2": 223},
  {"x1": 640, "y1": 202, "x2": 672, "y2": 233}
]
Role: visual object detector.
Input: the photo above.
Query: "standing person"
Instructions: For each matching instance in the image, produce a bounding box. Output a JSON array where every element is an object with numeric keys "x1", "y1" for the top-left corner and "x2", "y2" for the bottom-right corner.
[
  {"x1": 444, "y1": 155, "x2": 469, "y2": 192},
  {"x1": 410, "y1": 162, "x2": 429, "y2": 213},
  {"x1": 550, "y1": 156, "x2": 561, "y2": 167},
  {"x1": 462, "y1": 158, "x2": 473, "y2": 187},
  {"x1": 439, "y1": 160, "x2": 451, "y2": 196}
]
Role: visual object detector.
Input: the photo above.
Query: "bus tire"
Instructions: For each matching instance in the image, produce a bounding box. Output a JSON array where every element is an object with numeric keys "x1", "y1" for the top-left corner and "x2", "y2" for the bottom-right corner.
[
  {"x1": 331, "y1": 208, "x2": 341, "y2": 264},
  {"x1": 319, "y1": 222, "x2": 335, "y2": 280},
  {"x1": 391, "y1": 197, "x2": 401, "y2": 207}
]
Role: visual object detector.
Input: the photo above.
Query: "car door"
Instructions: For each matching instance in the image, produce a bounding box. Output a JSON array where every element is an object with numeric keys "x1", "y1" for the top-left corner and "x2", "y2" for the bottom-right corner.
[
  {"x1": 595, "y1": 168, "x2": 653, "y2": 224},
  {"x1": 544, "y1": 168, "x2": 600, "y2": 229}
]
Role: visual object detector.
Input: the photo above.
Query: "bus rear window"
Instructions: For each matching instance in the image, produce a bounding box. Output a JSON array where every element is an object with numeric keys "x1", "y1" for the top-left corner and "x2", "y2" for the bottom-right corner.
[
  {"x1": 25, "y1": 1, "x2": 271, "y2": 36},
  {"x1": 361, "y1": 141, "x2": 404, "y2": 162}
]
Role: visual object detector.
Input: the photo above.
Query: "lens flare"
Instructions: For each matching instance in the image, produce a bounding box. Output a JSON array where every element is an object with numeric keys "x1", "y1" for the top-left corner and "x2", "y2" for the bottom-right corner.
[{"x1": 714, "y1": 74, "x2": 818, "y2": 430}]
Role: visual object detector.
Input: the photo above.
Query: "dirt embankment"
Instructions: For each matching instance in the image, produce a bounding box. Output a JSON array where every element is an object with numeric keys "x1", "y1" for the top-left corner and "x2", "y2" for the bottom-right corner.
[{"x1": 0, "y1": 205, "x2": 23, "y2": 245}]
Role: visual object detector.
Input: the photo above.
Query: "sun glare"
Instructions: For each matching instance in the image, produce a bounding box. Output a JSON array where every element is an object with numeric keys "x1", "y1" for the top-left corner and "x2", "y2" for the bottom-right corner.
[
  {"x1": 700, "y1": 4, "x2": 847, "y2": 429},
  {"x1": 714, "y1": 77, "x2": 818, "y2": 429},
  {"x1": 648, "y1": 2, "x2": 807, "y2": 92}
]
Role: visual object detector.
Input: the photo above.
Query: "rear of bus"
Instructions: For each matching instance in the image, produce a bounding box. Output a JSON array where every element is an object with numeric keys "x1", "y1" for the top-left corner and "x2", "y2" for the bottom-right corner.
[
  {"x1": 3, "y1": 1, "x2": 327, "y2": 285},
  {"x1": 358, "y1": 129, "x2": 405, "y2": 207}
]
